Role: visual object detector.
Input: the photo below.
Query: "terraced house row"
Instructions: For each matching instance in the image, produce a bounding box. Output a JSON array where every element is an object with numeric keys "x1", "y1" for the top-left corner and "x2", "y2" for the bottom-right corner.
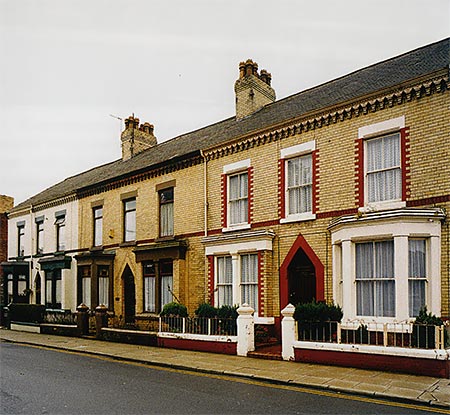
[{"x1": 3, "y1": 38, "x2": 449, "y2": 337}]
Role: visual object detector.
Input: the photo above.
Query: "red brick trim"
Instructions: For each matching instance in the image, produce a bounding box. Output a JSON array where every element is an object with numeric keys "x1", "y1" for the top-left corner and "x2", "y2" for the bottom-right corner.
[
  {"x1": 312, "y1": 150, "x2": 319, "y2": 214},
  {"x1": 406, "y1": 195, "x2": 450, "y2": 207},
  {"x1": 258, "y1": 251, "x2": 264, "y2": 316},
  {"x1": 221, "y1": 174, "x2": 227, "y2": 228},
  {"x1": 316, "y1": 208, "x2": 358, "y2": 219},
  {"x1": 207, "y1": 255, "x2": 215, "y2": 306},
  {"x1": 248, "y1": 167, "x2": 254, "y2": 225},
  {"x1": 278, "y1": 159, "x2": 286, "y2": 219},
  {"x1": 401, "y1": 127, "x2": 411, "y2": 201},
  {"x1": 355, "y1": 138, "x2": 364, "y2": 207},
  {"x1": 279, "y1": 234, "x2": 325, "y2": 309}
]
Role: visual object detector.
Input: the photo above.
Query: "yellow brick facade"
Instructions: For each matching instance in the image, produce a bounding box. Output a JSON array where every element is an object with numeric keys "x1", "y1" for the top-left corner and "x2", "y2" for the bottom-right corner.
[
  {"x1": 78, "y1": 163, "x2": 207, "y2": 317},
  {"x1": 203, "y1": 83, "x2": 450, "y2": 320}
]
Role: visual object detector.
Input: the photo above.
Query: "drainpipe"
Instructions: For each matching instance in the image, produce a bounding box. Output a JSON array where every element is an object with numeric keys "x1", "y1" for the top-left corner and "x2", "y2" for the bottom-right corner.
[
  {"x1": 29, "y1": 204, "x2": 34, "y2": 302},
  {"x1": 200, "y1": 150, "x2": 208, "y2": 237}
]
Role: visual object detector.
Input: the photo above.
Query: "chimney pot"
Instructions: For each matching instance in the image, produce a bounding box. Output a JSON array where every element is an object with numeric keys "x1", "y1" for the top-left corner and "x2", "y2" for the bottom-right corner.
[
  {"x1": 239, "y1": 61, "x2": 246, "y2": 78},
  {"x1": 245, "y1": 59, "x2": 254, "y2": 76}
]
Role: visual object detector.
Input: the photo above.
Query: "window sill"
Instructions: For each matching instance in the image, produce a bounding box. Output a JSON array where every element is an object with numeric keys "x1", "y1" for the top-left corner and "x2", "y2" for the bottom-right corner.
[
  {"x1": 222, "y1": 223, "x2": 251, "y2": 233},
  {"x1": 90, "y1": 246, "x2": 103, "y2": 252},
  {"x1": 119, "y1": 241, "x2": 137, "y2": 248},
  {"x1": 280, "y1": 213, "x2": 316, "y2": 224},
  {"x1": 359, "y1": 200, "x2": 406, "y2": 213}
]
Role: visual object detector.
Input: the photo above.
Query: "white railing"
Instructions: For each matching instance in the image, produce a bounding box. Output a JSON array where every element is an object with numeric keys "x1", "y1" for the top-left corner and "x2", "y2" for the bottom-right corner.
[
  {"x1": 296, "y1": 321, "x2": 446, "y2": 349},
  {"x1": 159, "y1": 316, "x2": 237, "y2": 336}
]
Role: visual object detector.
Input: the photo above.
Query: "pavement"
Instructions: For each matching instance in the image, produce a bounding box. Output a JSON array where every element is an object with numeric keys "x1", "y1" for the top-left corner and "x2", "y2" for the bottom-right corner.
[{"x1": 1, "y1": 328, "x2": 449, "y2": 410}]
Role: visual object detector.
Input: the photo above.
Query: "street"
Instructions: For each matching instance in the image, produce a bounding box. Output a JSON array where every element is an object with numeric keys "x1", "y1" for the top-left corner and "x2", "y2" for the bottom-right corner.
[{"x1": 0, "y1": 343, "x2": 441, "y2": 414}]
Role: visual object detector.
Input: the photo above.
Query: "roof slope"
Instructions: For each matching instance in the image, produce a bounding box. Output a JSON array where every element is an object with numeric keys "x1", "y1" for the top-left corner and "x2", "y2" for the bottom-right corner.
[{"x1": 11, "y1": 38, "x2": 449, "y2": 213}]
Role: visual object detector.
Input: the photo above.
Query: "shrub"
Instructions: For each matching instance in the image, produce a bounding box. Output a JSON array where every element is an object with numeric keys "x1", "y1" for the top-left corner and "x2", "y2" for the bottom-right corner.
[
  {"x1": 217, "y1": 305, "x2": 238, "y2": 320},
  {"x1": 293, "y1": 301, "x2": 343, "y2": 323},
  {"x1": 195, "y1": 303, "x2": 218, "y2": 318},
  {"x1": 413, "y1": 306, "x2": 448, "y2": 348},
  {"x1": 159, "y1": 302, "x2": 188, "y2": 317}
]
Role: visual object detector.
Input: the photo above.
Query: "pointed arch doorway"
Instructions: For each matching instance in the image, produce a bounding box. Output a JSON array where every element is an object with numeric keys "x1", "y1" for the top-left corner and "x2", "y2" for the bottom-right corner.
[
  {"x1": 122, "y1": 265, "x2": 135, "y2": 324},
  {"x1": 280, "y1": 234, "x2": 324, "y2": 309}
]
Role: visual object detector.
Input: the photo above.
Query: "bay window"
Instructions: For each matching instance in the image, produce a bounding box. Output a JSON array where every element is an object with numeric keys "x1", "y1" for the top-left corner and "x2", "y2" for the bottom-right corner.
[
  {"x1": 240, "y1": 254, "x2": 258, "y2": 313},
  {"x1": 356, "y1": 240, "x2": 395, "y2": 317},
  {"x1": 214, "y1": 253, "x2": 259, "y2": 312},
  {"x1": 330, "y1": 208, "x2": 443, "y2": 323},
  {"x1": 217, "y1": 256, "x2": 233, "y2": 307},
  {"x1": 408, "y1": 239, "x2": 426, "y2": 317},
  {"x1": 98, "y1": 265, "x2": 109, "y2": 308},
  {"x1": 143, "y1": 260, "x2": 173, "y2": 313}
]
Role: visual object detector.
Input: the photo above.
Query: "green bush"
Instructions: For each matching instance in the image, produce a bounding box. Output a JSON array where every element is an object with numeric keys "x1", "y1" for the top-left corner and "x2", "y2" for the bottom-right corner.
[
  {"x1": 195, "y1": 303, "x2": 218, "y2": 318},
  {"x1": 217, "y1": 305, "x2": 238, "y2": 320},
  {"x1": 413, "y1": 306, "x2": 448, "y2": 348},
  {"x1": 293, "y1": 300, "x2": 343, "y2": 323},
  {"x1": 159, "y1": 302, "x2": 188, "y2": 317}
]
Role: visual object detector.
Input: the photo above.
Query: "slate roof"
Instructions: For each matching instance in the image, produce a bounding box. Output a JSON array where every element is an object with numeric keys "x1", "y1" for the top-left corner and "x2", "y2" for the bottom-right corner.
[{"x1": 11, "y1": 38, "x2": 449, "y2": 213}]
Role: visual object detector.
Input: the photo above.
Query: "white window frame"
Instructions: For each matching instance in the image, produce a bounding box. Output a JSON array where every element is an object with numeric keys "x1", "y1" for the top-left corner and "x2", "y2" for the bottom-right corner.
[
  {"x1": 331, "y1": 210, "x2": 441, "y2": 325},
  {"x1": 223, "y1": 159, "x2": 251, "y2": 232},
  {"x1": 280, "y1": 141, "x2": 316, "y2": 223},
  {"x1": 358, "y1": 116, "x2": 406, "y2": 212},
  {"x1": 408, "y1": 239, "x2": 427, "y2": 318},
  {"x1": 214, "y1": 253, "x2": 259, "y2": 313},
  {"x1": 93, "y1": 206, "x2": 103, "y2": 247}
]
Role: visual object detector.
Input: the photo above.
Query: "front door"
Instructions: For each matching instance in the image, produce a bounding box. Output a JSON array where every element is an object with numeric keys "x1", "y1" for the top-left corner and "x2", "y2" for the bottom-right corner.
[
  {"x1": 287, "y1": 249, "x2": 316, "y2": 306},
  {"x1": 122, "y1": 266, "x2": 135, "y2": 324}
]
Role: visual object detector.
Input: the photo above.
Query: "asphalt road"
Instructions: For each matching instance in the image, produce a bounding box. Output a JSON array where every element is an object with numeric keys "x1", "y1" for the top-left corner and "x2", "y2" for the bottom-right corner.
[{"x1": 0, "y1": 342, "x2": 440, "y2": 415}]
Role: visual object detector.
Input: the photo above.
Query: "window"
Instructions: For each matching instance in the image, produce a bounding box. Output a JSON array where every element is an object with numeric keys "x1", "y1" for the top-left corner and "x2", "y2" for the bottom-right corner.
[
  {"x1": 55, "y1": 215, "x2": 66, "y2": 251},
  {"x1": 159, "y1": 188, "x2": 174, "y2": 237},
  {"x1": 80, "y1": 266, "x2": 91, "y2": 308},
  {"x1": 6, "y1": 274, "x2": 13, "y2": 303},
  {"x1": 286, "y1": 154, "x2": 312, "y2": 215},
  {"x1": 45, "y1": 269, "x2": 62, "y2": 309},
  {"x1": 229, "y1": 172, "x2": 248, "y2": 226},
  {"x1": 240, "y1": 254, "x2": 258, "y2": 312},
  {"x1": 214, "y1": 253, "x2": 259, "y2": 312},
  {"x1": 93, "y1": 207, "x2": 103, "y2": 247},
  {"x1": 409, "y1": 239, "x2": 426, "y2": 317},
  {"x1": 217, "y1": 256, "x2": 233, "y2": 307},
  {"x1": 366, "y1": 133, "x2": 401, "y2": 203},
  {"x1": 143, "y1": 260, "x2": 173, "y2": 313},
  {"x1": 123, "y1": 199, "x2": 136, "y2": 242},
  {"x1": 36, "y1": 220, "x2": 44, "y2": 255},
  {"x1": 356, "y1": 240, "x2": 395, "y2": 317},
  {"x1": 98, "y1": 266, "x2": 109, "y2": 308},
  {"x1": 17, "y1": 224, "x2": 25, "y2": 256}
]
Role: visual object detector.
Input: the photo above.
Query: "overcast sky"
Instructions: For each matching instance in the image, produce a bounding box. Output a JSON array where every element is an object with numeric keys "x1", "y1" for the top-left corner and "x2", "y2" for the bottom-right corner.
[{"x1": 1, "y1": 0, "x2": 449, "y2": 205}]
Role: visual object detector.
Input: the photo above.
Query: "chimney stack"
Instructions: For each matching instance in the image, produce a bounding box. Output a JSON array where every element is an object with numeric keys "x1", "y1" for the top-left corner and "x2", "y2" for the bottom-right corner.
[
  {"x1": 121, "y1": 115, "x2": 157, "y2": 161},
  {"x1": 234, "y1": 59, "x2": 276, "y2": 120}
]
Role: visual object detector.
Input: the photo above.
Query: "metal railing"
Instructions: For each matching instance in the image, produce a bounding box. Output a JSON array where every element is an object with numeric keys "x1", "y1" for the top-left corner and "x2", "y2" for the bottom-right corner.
[
  {"x1": 296, "y1": 321, "x2": 447, "y2": 349},
  {"x1": 159, "y1": 316, "x2": 237, "y2": 336}
]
